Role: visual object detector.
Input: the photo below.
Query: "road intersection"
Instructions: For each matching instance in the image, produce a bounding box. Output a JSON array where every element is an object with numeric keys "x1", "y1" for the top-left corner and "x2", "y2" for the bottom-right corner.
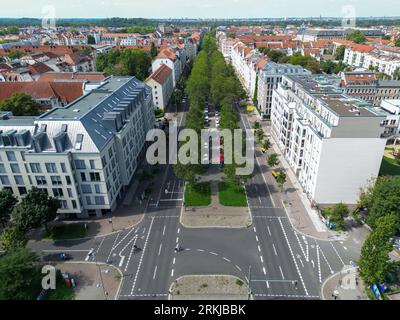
[{"x1": 31, "y1": 100, "x2": 361, "y2": 300}]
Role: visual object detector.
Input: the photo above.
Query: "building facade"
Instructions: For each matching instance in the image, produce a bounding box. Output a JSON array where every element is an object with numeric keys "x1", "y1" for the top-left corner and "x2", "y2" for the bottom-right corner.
[
  {"x1": 0, "y1": 77, "x2": 155, "y2": 218},
  {"x1": 145, "y1": 64, "x2": 174, "y2": 111},
  {"x1": 271, "y1": 75, "x2": 386, "y2": 205}
]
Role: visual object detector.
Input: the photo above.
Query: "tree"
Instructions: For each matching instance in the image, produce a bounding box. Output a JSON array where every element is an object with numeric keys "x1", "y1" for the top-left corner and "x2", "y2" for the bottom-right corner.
[
  {"x1": 0, "y1": 226, "x2": 28, "y2": 252},
  {"x1": 253, "y1": 75, "x2": 258, "y2": 106},
  {"x1": 382, "y1": 35, "x2": 391, "y2": 41},
  {"x1": 395, "y1": 37, "x2": 400, "y2": 47},
  {"x1": 329, "y1": 203, "x2": 349, "y2": 229},
  {"x1": 173, "y1": 162, "x2": 202, "y2": 186},
  {"x1": 150, "y1": 42, "x2": 158, "y2": 58},
  {"x1": 359, "y1": 215, "x2": 397, "y2": 285},
  {"x1": 393, "y1": 67, "x2": 400, "y2": 80},
  {"x1": 12, "y1": 188, "x2": 60, "y2": 233},
  {"x1": 276, "y1": 170, "x2": 287, "y2": 191},
  {"x1": 335, "y1": 45, "x2": 346, "y2": 61},
  {"x1": 87, "y1": 34, "x2": 96, "y2": 45},
  {"x1": 7, "y1": 50, "x2": 23, "y2": 60},
  {"x1": 346, "y1": 30, "x2": 367, "y2": 44},
  {"x1": 0, "y1": 248, "x2": 42, "y2": 300},
  {"x1": 0, "y1": 189, "x2": 17, "y2": 227},
  {"x1": 267, "y1": 153, "x2": 279, "y2": 167},
  {"x1": 262, "y1": 139, "x2": 271, "y2": 151},
  {"x1": 0, "y1": 93, "x2": 41, "y2": 116},
  {"x1": 366, "y1": 177, "x2": 400, "y2": 229}
]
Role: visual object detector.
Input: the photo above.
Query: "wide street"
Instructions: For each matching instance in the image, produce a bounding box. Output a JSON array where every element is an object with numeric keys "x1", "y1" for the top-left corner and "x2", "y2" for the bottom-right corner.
[{"x1": 30, "y1": 95, "x2": 361, "y2": 301}]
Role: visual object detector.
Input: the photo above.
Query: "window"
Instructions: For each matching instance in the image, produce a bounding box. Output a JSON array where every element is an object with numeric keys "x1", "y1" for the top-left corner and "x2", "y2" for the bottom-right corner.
[
  {"x1": 72, "y1": 200, "x2": 77, "y2": 209},
  {"x1": 61, "y1": 163, "x2": 67, "y2": 173},
  {"x1": 95, "y1": 196, "x2": 105, "y2": 205},
  {"x1": 18, "y1": 187, "x2": 27, "y2": 195},
  {"x1": 66, "y1": 176, "x2": 71, "y2": 185},
  {"x1": 45, "y1": 163, "x2": 57, "y2": 173},
  {"x1": 0, "y1": 164, "x2": 5, "y2": 173},
  {"x1": 14, "y1": 175, "x2": 24, "y2": 185},
  {"x1": 75, "y1": 134, "x2": 83, "y2": 150},
  {"x1": 52, "y1": 188, "x2": 63, "y2": 197},
  {"x1": 95, "y1": 184, "x2": 101, "y2": 194},
  {"x1": 60, "y1": 200, "x2": 68, "y2": 209},
  {"x1": 81, "y1": 184, "x2": 92, "y2": 194},
  {"x1": 0, "y1": 175, "x2": 10, "y2": 185},
  {"x1": 101, "y1": 156, "x2": 107, "y2": 167},
  {"x1": 35, "y1": 176, "x2": 47, "y2": 185},
  {"x1": 51, "y1": 176, "x2": 62, "y2": 185},
  {"x1": 90, "y1": 172, "x2": 101, "y2": 182},
  {"x1": 80, "y1": 172, "x2": 86, "y2": 182},
  {"x1": 86, "y1": 196, "x2": 92, "y2": 205},
  {"x1": 10, "y1": 163, "x2": 20, "y2": 173},
  {"x1": 30, "y1": 163, "x2": 41, "y2": 173},
  {"x1": 6, "y1": 151, "x2": 16, "y2": 161},
  {"x1": 74, "y1": 160, "x2": 86, "y2": 170},
  {"x1": 67, "y1": 188, "x2": 73, "y2": 197},
  {"x1": 90, "y1": 160, "x2": 96, "y2": 169}
]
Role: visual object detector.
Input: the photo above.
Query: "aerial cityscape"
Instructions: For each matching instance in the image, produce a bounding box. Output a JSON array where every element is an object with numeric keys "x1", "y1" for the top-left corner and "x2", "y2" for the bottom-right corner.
[{"x1": 0, "y1": 0, "x2": 400, "y2": 308}]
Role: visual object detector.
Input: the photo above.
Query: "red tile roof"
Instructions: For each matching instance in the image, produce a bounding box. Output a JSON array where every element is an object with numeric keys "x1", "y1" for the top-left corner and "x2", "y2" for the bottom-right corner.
[
  {"x1": 0, "y1": 82, "x2": 84, "y2": 104},
  {"x1": 38, "y1": 72, "x2": 107, "y2": 82},
  {"x1": 146, "y1": 64, "x2": 172, "y2": 85},
  {"x1": 26, "y1": 62, "x2": 53, "y2": 76}
]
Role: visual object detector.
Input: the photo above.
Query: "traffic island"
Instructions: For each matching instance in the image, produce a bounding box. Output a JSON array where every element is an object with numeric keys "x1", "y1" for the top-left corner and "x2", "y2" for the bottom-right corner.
[
  {"x1": 168, "y1": 275, "x2": 250, "y2": 300},
  {"x1": 181, "y1": 181, "x2": 252, "y2": 228}
]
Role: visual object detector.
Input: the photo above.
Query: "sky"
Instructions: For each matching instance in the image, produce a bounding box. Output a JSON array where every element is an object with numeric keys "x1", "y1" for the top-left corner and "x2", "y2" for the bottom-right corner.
[{"x1": 0, "y1": 0, "x2": 399, "y2": 19}]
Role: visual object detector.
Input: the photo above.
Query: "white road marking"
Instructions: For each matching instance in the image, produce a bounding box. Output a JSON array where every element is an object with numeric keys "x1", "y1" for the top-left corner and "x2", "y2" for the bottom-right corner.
[
  {"x1": 118, "y1": 256, "x2": 125, "y2": 267},
  {"x1": 260, "y1": 255, "x2": 264, "y2": 263},
  {"x1": 159, "y1": 198, "x2": 183, "y2": 202},
  {"x1": 267, "y1": 226, "x2": 271, "y2": 236},
  {"x1": 158, "y1": 243, "x2": 162, "y2": 256},
  {"x1": 171, "y1": 269, "x2": 174, "y2": 277},
  {"x1": 162, "y1": 225, "x2": 166, "y2": 236},
  {"x1": 176, "y1": 237, "x2": 179, "y2": 243},
  {"x1": 258, "y1": 245, "x2": 261, "y2": 252},
  {"x1": 278, "y1": 217, "x2": 309, "y2": 296},
  {"x1": 112, "y1": 227, "x2": 136, "y2": 250},
  {"x1": 343, "y1": 246, "x2": 348, "y2": 251},
  {"x1": 131, "y1": 217, "x2": 154, "y2": 294},
  {"x1": 330, "y1": 242, "x2": 345, "y2": 266},
  {"x1": 173, "y1": 257, "x2": 176, "y2": 265},
  {"x1": 197, "y1": 249, "x2": 204, "y2": 252},
  {"x1": 272, "y1": 243, "x2": 278, "y2": 256},
  {"x1": 107, "y1": 233, "x2": 119, "y2": 262},
  {"x1": 263, "y1": 267, "x2": 266, "y2": 275},
  {"x1": 124, "y1": 236, "x2": 139, "y2": 272},
  {"x1": 253, "y1": 227, "x2": 257, "y2": 233},
  {"x1": 96, "y1": 237, "x2": 105, "y2": 253},
  {"x1": 223, "y1": 257, "x2": 231, "y2": 263},
  {"x1": 294, "y1": 232, "x2": 309, "y2": 262},
  {"x1": 318, "y1": 245, "x2": 334, "y2": 274},
  {"x1": 153, "y1": 266, "x2": 158, "y2": 280},
  {"x1": 311, "y1": 260, "x2": 315, "y2": 269},
  {"x1": 279, "y1": 266, "x2": 285, "y2": 279},
  {"x1": 210, "y1": 252, "x2": 218, "y2": 256},
  {"x1": 299, "y1": 258, "x2": 304, "y2": 268},
  {"x1": 316, "y1": 244, "x2": 322, "y2": 283},
  {"x1": 177, "y1": 228, "x2": 180, "y2": 234},
  {"x1": 256, "y1": 236, "x2": 259, "y2": 242}
]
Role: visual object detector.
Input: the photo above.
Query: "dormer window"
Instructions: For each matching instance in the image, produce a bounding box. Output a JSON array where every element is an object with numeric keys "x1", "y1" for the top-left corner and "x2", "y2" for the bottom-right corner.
[{"x1": 75, "y1": 134, "x2": 83, "y2": 150}]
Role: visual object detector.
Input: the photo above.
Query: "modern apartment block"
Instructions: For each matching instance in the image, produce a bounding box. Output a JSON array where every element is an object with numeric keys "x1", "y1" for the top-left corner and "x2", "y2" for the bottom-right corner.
[
  {"x1": 271, "y1": 75, "x2": 386, "y2": 205},
  {"x1": 0, "y1": 76, "x2": 155, "y2": 218},
  {"x1": 257, "y1": 61, "x2": 311, "y2": 119},
  {"x1": 376, "y1": 99, "x2": 400, "y2": 139}
]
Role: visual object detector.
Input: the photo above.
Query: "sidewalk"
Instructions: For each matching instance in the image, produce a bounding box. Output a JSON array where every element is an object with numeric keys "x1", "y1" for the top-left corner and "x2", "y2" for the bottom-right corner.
[
  {"x1": 321, "y1": 266, "x2": 368, "y2": 300},
  {"x1": 245, "y1": 111, "x2": 344, "y2": 241}
]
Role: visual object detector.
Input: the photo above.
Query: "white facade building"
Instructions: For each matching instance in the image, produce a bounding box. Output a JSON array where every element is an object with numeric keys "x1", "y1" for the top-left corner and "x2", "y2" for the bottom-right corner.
[
  {"x1": 257, "y1": 61, "x2": 311, "y2": 119},
  {"x1": 271, "y1": 75, "x2": 386, "y2": 205},
  {"x1": 0, "y1": 77, "x2": 155, "y2": 218},
  {"x1": 145, "y1": 64, "x2": 174, "y2": 111}
]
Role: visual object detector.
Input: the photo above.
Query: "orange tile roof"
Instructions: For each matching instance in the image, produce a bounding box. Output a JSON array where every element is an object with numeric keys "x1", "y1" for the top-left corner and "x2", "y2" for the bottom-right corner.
[
  {"x1": 156, "y1": 48, "x2": 177, "y2": 61},
  {"x1": 147, "y1": 64, "x2": 172, "y2": 85},
  {"x1": 0, "y1": 81, "x2": 84, "y2": 104},
  {"x1": 38, "y1": 72, "x2": 107, "y2": 82}
]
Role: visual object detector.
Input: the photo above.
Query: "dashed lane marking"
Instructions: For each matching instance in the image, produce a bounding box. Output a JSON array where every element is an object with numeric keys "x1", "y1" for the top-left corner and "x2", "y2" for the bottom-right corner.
[
  {"x1": 171, "y1": 269, "x2": 174, "y2": 277},
  {"x1": 267, "y1": 226, "x2": 272, "y2": 236},
  {"x1": 316, "y1": 243, "x2": 322, "y2": 283},
  {"x1": 130, "y1": 217, "x2": 154, "y2": 294},
  {"x1": 279, "y1": 266, "x2": 285, "y2": 280},
  {"x1": 272, "y1": 243, "x2": 278, "y2": 256},
  {"x1": 278, "y1": 217, "x2": 309, "y2": 296},
  {"x1": 294, "y1": 232, "x2": 309, "y2": 262},
  {"x1": 153, "y1": 266, "x2": 158, "y2": 280},
  {"x1": 330, "y1": 242, "x2": 345, "y2": 266},
  {"x1": 318, "y1": 244, "x2": 335, "y2": 275},
  {"x1": 254, "y1": 294, "x2": 319, "y2": 299}
]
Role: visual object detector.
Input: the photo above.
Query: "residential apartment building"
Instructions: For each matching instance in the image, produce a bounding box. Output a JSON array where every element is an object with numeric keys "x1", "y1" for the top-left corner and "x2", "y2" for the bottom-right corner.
[
  {"x1": 152, "y1": 48, "x2": 182, "y2": 87},
  {"x1": 341, "y1": 71, "x2": 400, "y2": 106},
  {"x1": 296, "y1": 28, "x2": 384, "y2": 42},
  {"x1": 257, "y1": 61, "x2": 310, "y2": 119},
  {"x1": 0, "y1": 76, "x2": 155, "y2": 218},
  {"x1": 145, "y1": 64, "x2": 174, "y2": 111},
  {"x1": 376, "y1": 99, "x2": 400, "y2": 138},
  {"x1": 271, "y1": 75, "x2": 386, "y2": 205}
]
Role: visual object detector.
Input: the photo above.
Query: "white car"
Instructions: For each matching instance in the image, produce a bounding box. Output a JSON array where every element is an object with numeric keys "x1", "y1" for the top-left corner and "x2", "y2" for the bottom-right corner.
[{"x1": 215, "y1": 118, "x2": 220, "y2": 124}]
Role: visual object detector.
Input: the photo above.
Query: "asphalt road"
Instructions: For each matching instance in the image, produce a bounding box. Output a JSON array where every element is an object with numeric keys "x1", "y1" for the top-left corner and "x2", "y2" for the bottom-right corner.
[{"x1": 31, "y1": 99, "x2": 361, "y2": 300}]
